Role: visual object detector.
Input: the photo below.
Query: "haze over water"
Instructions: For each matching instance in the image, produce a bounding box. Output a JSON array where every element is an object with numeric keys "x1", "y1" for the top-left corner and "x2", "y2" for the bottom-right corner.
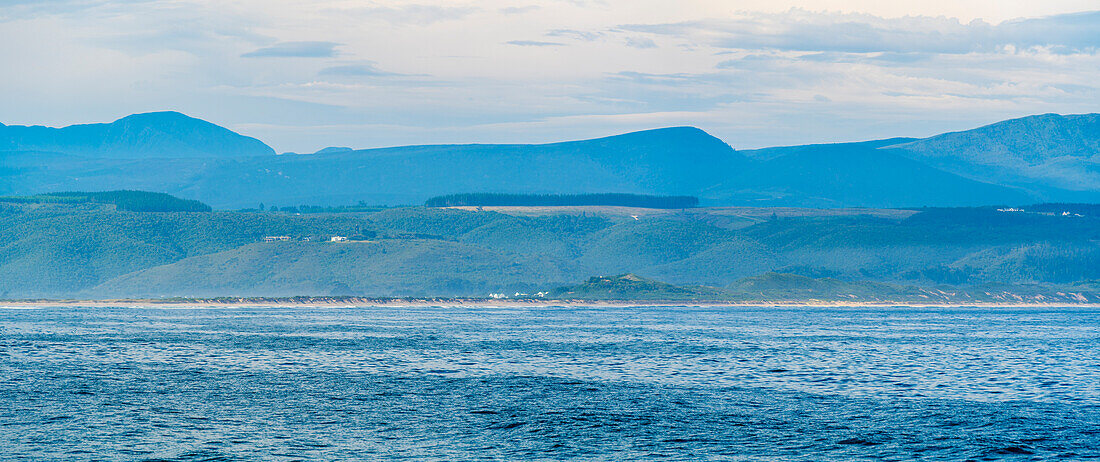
[{"x1": 2, "y1": 305, "x2": 1098, "y2": 460}]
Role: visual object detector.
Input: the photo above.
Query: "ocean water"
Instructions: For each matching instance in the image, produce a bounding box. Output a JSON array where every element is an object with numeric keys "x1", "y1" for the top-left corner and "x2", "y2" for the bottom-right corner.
[{"x1": 1, "y1": 305, "x2": 1098, "y2": 461}]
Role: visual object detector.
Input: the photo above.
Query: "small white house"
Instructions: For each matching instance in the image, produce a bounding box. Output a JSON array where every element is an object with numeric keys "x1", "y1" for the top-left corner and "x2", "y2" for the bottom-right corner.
[
  {"x1": 330, "y1": 236, "x2": 348, "y2": 242},
  {"x1": 263, "y1": 236, "x2": 291, "y2": 242}
]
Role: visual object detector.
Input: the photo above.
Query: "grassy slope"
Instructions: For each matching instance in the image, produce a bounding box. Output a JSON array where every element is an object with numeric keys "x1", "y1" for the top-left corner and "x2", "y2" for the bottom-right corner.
[
  {"x1": 91, "y1": 240, "x2": 573, "y2": 298},
  {"x1": 0, "y1": 204, "x2": 370, "y2": 297}
]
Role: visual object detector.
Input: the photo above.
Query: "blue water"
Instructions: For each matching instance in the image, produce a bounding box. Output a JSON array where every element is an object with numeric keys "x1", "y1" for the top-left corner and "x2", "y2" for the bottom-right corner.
[{"x1": 1, "y1": 305, "x2": 1098, "y2": 461}]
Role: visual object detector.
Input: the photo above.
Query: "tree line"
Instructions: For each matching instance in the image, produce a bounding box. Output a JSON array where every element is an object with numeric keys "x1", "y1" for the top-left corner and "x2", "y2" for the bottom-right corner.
[{"x1": 0, "y1": 190, "x2": 212, "y2": 212}]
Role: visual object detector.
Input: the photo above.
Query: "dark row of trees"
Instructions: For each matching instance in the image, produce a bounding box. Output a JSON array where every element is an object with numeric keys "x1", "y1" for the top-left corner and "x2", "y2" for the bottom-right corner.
[
  {"x1": 425, "y1": 193, "x2": 700, "y2": 209},
  {"x1": 0, "y1": 190, "x2": 212, "y2": 212},
  {"x1": 239, "y1": 201, "x2": 387, "y2": 214}
]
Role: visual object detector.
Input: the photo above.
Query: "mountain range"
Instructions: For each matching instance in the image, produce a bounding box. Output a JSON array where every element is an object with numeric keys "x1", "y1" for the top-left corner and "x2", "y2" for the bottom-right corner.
[{"x1": 2, "y1": 111, "x2": 1099, "y2": 208}]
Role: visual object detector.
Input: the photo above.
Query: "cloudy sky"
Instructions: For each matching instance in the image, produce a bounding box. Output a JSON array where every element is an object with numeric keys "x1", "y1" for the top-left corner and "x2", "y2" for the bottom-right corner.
[{"x1": 1, "y1": 1, "x2": 1098, "y2": 152}]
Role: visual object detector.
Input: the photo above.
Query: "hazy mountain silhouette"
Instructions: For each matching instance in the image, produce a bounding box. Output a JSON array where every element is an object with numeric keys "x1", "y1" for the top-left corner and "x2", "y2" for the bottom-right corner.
[
  {"x1": 887, "y1": 113, "x2": 1100, "y2": 193},
  {"x1": 1, "y1": 112, "x2": 1097, "y2": 207},
  {"x1": 0, "y1": 111, "x2": 274, "y2": 159}
]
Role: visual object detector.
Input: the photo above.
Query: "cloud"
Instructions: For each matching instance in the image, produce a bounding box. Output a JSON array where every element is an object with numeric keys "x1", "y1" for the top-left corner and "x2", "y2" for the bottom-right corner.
[
  {"x1": 610, "y1": 71, "x2": 703, "y2": 84},
  {"x1": 506, "y1": 40, "x2": 565, "y2": 47},
  {"x1": 547, "y1": 29, "x2": 603, "y2": 42},
  {"x1": 0, "y1": 0, "x2": 156, "y2": 20},
  {"x1": 619, "y1": 10, "x2": 1100, "y2": 55},
  {"x1": 353, "y1": 4, "x2": 477, "y2": 25},
  {"x1": 997, "y1": 11, "x2": 1100, "y2": 53},
  {"x1": 500, "y1": 5, "x2": 539, "y2": 15},
  {"x1": 1, "y1": 1, "x2": 1098, "y2": 153},
  {"x1": 624, "y1": 36, "x2": 656, "y2": 49},
  {"x1": 715, "y1": 54, "x2": 783, "y2": 70},
  {"x1": 242, "y1": 41, "x2": 341, "y2": 58},
  {"x1": 319, "y1": 62, "x2": 398, "y2": 77}
]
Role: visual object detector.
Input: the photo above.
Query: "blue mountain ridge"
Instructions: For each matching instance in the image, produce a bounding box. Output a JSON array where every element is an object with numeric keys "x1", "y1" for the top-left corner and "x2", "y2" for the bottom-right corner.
[
  {"x1": 0, "y1": 111, "x2": 274, "y2": 159},
  {"x1": 888, "y1": 113, "x2": 1100, "y2": 192},
  {"x1": 1, "y1": 112, "x2": 1097, "y2": 208}
]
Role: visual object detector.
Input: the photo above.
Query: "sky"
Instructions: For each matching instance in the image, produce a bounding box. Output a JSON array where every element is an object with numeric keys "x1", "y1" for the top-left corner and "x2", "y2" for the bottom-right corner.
[{"x1": 1, "y1": 0, "x2": 1098, "y2": 153}]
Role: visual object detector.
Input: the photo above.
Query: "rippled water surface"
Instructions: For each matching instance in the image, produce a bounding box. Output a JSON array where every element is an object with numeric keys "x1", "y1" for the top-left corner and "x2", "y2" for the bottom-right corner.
[{"x1": 1, "y1": 305, "x2": 1099, "y2": 460}]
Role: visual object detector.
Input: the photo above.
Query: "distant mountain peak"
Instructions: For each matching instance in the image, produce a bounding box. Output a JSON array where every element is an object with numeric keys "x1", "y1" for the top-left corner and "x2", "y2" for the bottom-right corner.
[
  {"x1": 960, "y1": 112, "x2": 1099, "y2": 135},
  {"x1": 0, "y1": 111, "x2": 275, "y2": 159},
  {"x1": 551, "y1": 126, "x2": 733, "y2": 158},
  {"x1": 890, "y1": 112, "x2": 1100, "y2": 190},
  {"x1": 116, "y1": 110, "x2": 192, "y2": 121},
  {"x1": 634, "y1": 126, "x2": 709, "y2": 134},
  {"x1": 111, "y1": 111, "x2": 208, "y2": 128},
  {"x1": 594, "y1": 126, "x2": 717, "y2": 141}
]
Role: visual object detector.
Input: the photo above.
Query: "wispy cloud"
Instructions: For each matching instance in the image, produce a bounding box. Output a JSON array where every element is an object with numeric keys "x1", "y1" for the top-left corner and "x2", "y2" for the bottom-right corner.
[
  {"x1": 500, "y1": 5, "x2": 539, "y2": 15},
  {"x1": 624, "y1": 36, "x2": 656, "y2": 49},
  {"x1": 352, "y1": 4, "x2": 478, "y2": 25},
  {"x1": 242, "y1": 41, "x2": 341, "y2": 58},
  {"x1": 1, "y1": 1, "x2": 1097, "y2": 153},
  {"x1": 620, "y1": 10, "x2": 1100, "y2": 54},
  {"x1": 506, "y1": 40, "x2": 565, "y2": 47},
  {"x1": 547, "y1": 29, "x2": 603, "y2": 41},
  {"x1": 0, "y1": 0, "x2": 155, "y2": 19},
  {"x1": 323, "y1": 61, "x2": 407, "y2": 77}
]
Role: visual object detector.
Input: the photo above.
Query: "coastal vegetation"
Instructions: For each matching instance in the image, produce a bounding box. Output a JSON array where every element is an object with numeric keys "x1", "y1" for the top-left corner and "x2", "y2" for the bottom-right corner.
[{"x1": 548, "y1": 272, "x2": 1100, "y2": 304}]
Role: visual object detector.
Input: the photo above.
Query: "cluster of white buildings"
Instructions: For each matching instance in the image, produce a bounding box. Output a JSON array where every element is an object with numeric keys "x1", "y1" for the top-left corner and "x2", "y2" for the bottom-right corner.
[
  {"x1": 488, "y1": 292, "x2": 549, "y2": 299},
  {"x1": 263, "y1": 235, "x2": 348, "y2": 242}
]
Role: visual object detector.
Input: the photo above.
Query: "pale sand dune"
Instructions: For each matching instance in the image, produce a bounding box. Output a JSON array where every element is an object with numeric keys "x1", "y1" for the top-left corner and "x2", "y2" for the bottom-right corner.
[{"x1": 447, "y1": 205, "x2": 918, "y2": 220}]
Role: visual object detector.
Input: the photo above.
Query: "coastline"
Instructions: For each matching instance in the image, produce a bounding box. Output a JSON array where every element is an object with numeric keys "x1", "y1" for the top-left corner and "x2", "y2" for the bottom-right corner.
[{"x1": 4, "y1": 298, "x2": 1100, "y2": 309}]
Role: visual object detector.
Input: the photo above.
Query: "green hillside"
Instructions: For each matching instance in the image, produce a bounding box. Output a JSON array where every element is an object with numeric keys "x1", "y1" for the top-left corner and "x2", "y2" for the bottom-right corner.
[
  {"x1": 92, "y1": 240, "x2": 569, "y2": 298},
  {"x1": 2, "y1": 199, "x2": 1099, "y2": 299}
]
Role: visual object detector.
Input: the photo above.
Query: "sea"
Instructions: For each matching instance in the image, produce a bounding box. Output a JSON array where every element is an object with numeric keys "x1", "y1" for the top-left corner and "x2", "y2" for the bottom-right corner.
[{"x1": 1, "y1": 305, "x2": 1098, "y2": 461}]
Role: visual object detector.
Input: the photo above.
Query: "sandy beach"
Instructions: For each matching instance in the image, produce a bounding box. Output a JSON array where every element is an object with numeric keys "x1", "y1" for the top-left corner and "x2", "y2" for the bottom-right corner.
[{"x1": 4, "y1": 298, "x2": 1099, "y2": 309}]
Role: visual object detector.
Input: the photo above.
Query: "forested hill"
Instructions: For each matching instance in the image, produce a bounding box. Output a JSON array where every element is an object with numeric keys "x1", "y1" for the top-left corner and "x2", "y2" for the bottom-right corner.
[{"x1": 3, "y1": 200, "x2": 1100, "y2": 299}]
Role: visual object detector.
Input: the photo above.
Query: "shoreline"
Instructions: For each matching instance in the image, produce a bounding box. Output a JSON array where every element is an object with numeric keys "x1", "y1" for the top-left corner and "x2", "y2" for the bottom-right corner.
[{"x1": 4, "y1": 298, "x2": 1100, "y2": 309}]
